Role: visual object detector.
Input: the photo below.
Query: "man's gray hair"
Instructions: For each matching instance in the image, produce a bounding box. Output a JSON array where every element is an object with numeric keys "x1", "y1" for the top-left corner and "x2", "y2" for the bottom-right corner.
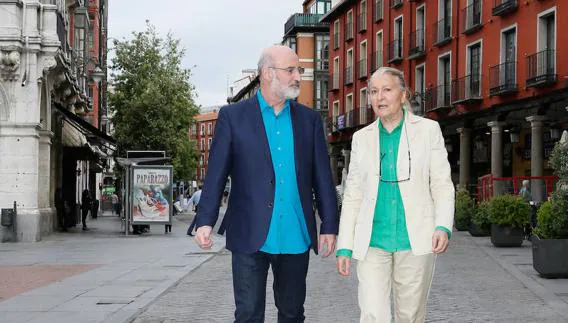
[{"x1": 257, "y1": 51, "x2": 274, "y2": 77}]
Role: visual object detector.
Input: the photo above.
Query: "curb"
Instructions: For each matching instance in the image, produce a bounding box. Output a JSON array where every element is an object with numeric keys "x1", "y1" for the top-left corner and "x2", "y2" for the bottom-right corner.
[{"x1": 469, "y1": 234, "x2": 568, "y2": 320}]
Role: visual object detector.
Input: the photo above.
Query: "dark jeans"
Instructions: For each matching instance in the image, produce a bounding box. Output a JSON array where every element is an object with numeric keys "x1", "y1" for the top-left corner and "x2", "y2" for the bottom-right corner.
[{"x1": 232, "y1": 250, "x2": 309, "y2": 323}]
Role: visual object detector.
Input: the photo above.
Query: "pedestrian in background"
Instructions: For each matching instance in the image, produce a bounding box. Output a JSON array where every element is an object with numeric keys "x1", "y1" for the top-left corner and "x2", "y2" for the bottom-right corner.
[
  {"x1": 336, "y1": 67, "x2": 455, "y2": 323},
  {"x1": 519, "y1": 179, "x2": 532, "y2": 202},
  {"x1": 81, "y1": 189, "x2": 92, "y2": 231},
  {"x1": 194, "y1": 45, "x2": 338, "y2": 322},
  {"x1": 111, "y1": 192, "x2": 119, "y2": 216},
  {"x1": 186, "y1": 186, "x2": 202, "y2": 236}
]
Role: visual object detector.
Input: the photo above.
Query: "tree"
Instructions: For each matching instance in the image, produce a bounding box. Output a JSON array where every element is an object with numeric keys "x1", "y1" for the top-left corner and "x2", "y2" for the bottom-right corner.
[{"x1": 109, "y1": 21, "x2": 199, "y2": 180}]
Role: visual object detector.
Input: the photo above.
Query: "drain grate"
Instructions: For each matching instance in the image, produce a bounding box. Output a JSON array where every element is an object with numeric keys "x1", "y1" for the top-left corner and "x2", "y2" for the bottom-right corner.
[{"x1": 97, "y1": 299, "x2": 133, "y2": 305}]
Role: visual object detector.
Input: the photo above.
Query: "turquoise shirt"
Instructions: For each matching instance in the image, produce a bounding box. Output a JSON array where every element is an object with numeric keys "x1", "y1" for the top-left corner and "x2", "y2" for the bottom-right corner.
[
  {"x1": 337, "y1": 113, "x2": 451, "y2": 258},
  {"x1": 257, "y1": 90, "x2": 311, "y2": 254}
]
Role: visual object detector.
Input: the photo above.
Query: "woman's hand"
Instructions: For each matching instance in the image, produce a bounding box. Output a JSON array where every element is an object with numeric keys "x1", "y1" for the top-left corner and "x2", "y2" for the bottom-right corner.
[
  {"x1": 432, "y1": 230, "x2": 449, "y2": 254},
  {"x1": 337, "y1": 256, "x2": 352, "y2": 276}
]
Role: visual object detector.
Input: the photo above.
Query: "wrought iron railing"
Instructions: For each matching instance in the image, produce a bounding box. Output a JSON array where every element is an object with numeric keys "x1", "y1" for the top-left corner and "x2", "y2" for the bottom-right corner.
[
  {"x1": 372, "y1": 50, "x2": 383, "y2": 73},
  {"x1": 492, "y1": 0, "x2": 517, "y2": 16},
  {"x1": 387, "y1": 39, "x2": 403, "y2": 63},
  {"x1": 358, "y1": 58, "x2": 368, "y2": 79},
  {"x1": 409, "y1": 29, "x2": 425, "y2": 58},
  {"x1": 434, "y1": 17, "x2": 452, "y2": 46},
  {"x1": 358, "y1": 13, "x2": 367, "y2": 33},
  {"x1": 489, "y1": 61, "x2": 518, "y2": 95},
  {"x1": 526, "y1": 49, "x2": 556, "y2": 87},
  {"x1": 451, "y1": 74, "x2": 482, "y2": 103},
  {"x1": 425, "y1": 84, "x2": 451, "y2": 112},
  {"x1": 345, "y1": 22, "x2": 354, "y2": 41},
  {"x1": 374, "y1": 0, "x2": 384, "y2": 22},
  {"x1": 344, "y1": 66, "x2": 353, "y2": 85}
]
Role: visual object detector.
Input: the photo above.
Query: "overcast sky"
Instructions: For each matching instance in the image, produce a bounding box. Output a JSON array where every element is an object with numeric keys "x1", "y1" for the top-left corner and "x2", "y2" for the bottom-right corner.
[{"x1": 108, "y1": 1, "x2": 302, "y2": 108}]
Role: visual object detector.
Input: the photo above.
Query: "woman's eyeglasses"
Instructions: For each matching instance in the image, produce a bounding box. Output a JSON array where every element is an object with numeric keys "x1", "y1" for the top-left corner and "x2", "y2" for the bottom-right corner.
[{"x1": 379, "y1": 123, "x2": 411, "y2": 183}]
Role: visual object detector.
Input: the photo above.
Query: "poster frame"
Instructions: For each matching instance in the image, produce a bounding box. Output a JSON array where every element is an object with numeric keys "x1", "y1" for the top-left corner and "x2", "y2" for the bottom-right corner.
[{"x1": 130, "y1": 165, "x2": 173, "y2": 225}]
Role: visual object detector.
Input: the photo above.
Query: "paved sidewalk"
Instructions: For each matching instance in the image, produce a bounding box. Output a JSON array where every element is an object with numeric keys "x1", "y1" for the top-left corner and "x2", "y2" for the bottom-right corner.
[
  {"x1": 133, "y1": 232, "x2": 568, "y2": 323},
  {"x1": 0, "y1": 210, "x2": 226, "y2": 323}
]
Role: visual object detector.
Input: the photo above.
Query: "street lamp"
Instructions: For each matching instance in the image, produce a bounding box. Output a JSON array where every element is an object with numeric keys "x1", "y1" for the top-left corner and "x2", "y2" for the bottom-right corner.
[{"x1": 91, "y1": 66, "x2": 104, "y2": 84}]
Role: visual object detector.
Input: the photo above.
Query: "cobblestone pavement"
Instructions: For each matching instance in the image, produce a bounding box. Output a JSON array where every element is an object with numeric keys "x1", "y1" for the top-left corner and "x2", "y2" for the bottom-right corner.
[{"x1": 134, "y1": 232, "x2": 568, "y2": 323}]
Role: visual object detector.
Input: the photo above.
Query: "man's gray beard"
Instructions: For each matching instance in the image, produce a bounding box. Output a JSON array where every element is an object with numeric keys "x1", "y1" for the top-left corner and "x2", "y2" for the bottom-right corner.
[{"x1": 271, "y1": 77, "x2": 300, "y2": 100}]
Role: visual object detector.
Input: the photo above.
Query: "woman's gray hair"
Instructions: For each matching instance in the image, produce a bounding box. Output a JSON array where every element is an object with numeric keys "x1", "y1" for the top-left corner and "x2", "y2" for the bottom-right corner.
[{"x1": 368, "y1": 66, "x2": 413, "y2": 111}]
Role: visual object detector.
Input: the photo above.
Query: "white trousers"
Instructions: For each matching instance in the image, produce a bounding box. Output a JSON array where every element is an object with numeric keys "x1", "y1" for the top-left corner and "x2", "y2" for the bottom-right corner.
[{"x1": 356, "y1": 248, "x2": 436, "y2": 323}]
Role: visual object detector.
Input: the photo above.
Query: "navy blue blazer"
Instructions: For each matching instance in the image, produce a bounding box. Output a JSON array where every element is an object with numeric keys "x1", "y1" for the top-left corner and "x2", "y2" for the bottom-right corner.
[{"x1": 195, "y1": 96, "x2": 339, "y2": 254}]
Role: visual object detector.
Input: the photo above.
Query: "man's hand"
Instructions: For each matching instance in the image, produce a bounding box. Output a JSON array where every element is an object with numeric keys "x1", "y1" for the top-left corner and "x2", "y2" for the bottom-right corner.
[
  {"x1": 318, "y1": 234, "x2": 336, "y2": 257},
  {"x1": 195, "y1": 226, "x2": 213, "y2": 249},
  {"x1": 432, "y1": 230, "x2": 449, "y2": 254},
  {"x1": 337, "y1": 256, "x2": 351, "y2": 276}
]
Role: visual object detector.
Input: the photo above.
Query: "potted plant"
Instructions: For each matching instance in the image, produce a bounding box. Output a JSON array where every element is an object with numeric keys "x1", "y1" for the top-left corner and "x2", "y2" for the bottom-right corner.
[
  {"x1": 470, "y1": 200, "x2": 490, "y2": 237},
  {"x1": 532, "y1": 131, "x2": 568, "y2": 278},
  {"x1": 455, "y1": 188, "x2": 474, "y2": 231},
  {"x1": 489, "y1": 194, "x2": 530, "y2": 247}
]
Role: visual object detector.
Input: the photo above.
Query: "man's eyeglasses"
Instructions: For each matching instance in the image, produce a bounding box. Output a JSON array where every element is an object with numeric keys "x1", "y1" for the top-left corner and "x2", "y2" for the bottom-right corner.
[
  {"x1": 270, "y1": 66, "x2": 305, "y2": 75},
  {"x1": 379, "y1": 123, "x2": 411, "y2": 183}
]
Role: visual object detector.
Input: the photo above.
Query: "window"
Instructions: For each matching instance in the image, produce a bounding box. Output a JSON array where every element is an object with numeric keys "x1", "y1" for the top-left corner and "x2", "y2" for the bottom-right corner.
[
  {"x1": 346, "y1": 48, "x2": 354, "y2": 84},
  {"x1": 333, "y1": 20, "x2": 340, "y2": 50},
  {"x1": 412, "y1": 5, "x2": 425, "y2": 55},
  {"x1": 207, "y1": 122, "x2": 212, "y2": 135},
  {"x1": 537, "y1": 8, "x2": 555, "y2": 74},
  {"x1": 200, "y1": 138, "x2": 205, "y2": 151},
  {"x1": 201, "y1": 168, "x2": 205, "y2": 180},
  {"x1": 501, "y1": 26, "x2": 517, "y2": 86},
  {"x1": 346, "y1": 10, "x2": 354, "y2": 40},
  {"x1": 467, "y1": 41, "x2": 482, "y2": 96},
  {"x1": 346, "y1": 93, "x2": 353, "y2": 127},
  {"x1": 191, "y1": 124, "x2": 197, "y2": 136},
  {"x1": 360, "y1": 88, "x2": 368, "y2": 124},
  {"x1": 359, "y1": 40, "x2": 368, "y2": 78},
  {"x1": 393, "y1": 16, "x2": 403, "y2": 60},
  {"x1": 286, "y1": 37, "x2": 297, "y2": 53},
  {"x1": 200, "y1": 124, "x2": 205, "y2": 136},
  {"x1": 207, "y1": 138, "x2": 212, "y2": 150},
  {"x1": 436, "y1": 0, "x2": 452, "y2": 43},
  {"x1": 315, "y1": 77, "x2": 328, "y2": 111},
  {"x1": 333, "y1": 100, "x2": 340, "y2": 120},
  {"x1": 438, "y1": 53, "x2": 451, "y2": 106},
  {"x1": 333, "y1": 56, "x2": 340, "y2": 89},
  {"x1": 200, "y1": 154, "x2": 204, "y2": 166},
  {"x1": 415, "y1": 64, "x2": 425, "y2": 115},
  {"x1": 316, "y1": 34, "x2": 330, "y2": 70},
  {"x1": 359, "y1": 0, "x2": 367, "y2": 32},
  {"x1": 374, "y1": 31, "x2": 383, "y2": 71}
]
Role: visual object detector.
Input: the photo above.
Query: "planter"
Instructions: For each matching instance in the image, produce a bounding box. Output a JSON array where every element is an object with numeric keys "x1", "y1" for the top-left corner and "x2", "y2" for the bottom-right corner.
[
  {"x1": 469, "y1": 222, "x2": 490, "y2": 237},
  {"x1": 490, "y1": 224, "x2": 524, "y2": 247},
  {"x1": 532, "y1": 237, "x2": 568, "y2": 278},
  {"x1": 455, "y1": 221, "x2": 470, "y2": 231}
]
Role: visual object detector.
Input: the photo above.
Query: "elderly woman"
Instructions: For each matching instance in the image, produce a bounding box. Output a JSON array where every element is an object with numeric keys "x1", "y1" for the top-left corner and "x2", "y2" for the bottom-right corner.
[{"x1": 336, "y1": 67, "x2": 455, "y2": 323}]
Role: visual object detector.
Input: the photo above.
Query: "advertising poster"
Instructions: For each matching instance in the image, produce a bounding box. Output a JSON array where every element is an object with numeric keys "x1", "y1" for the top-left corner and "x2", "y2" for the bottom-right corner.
[{"x1": 131, "y1": 166, "x2": 172, "y2": 224}]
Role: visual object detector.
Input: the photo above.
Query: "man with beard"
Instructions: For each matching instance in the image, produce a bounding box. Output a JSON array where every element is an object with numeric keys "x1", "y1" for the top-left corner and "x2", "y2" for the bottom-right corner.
[{"x1": 193, "y1": 45, "x2": 338, "y2": 322}]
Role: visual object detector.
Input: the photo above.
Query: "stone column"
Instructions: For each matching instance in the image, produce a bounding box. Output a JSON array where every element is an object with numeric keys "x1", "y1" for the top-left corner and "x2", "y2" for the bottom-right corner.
[
  {"x1": 488, "y1": 121, "x2": 506, "y2": 196},
  {"x1": 527, "y1": 115, "x2": 547, "y2": 203},
  {"x1": 457, "y1": 127, "x2": 472, "y2": 190},
  {"x1": 38, "y1": 129, "x2": 54, "y2": 235}
]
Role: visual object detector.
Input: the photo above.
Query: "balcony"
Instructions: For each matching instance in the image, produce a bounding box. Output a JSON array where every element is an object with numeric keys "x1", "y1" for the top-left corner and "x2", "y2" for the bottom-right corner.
[
  {"x1": 332, "y1": 73, "x2": 340, "y2": 90},
  {"x1": 462, "y1": 0, "x2": 482, "y2": 34},
  {"x1": 391, "y1": 0, "x2": 403, "y2": 9},
  {"x1": 284, "y1": 13, "x2": 329, "y2": 37},
  {"x1": 345, "y1": 66, "x2": 353, "y2": 85},
  {"x1": 358, "y1": 58, "x2": 368, "y2": 79},
  {"x1": 358, "y1": 13, "x2": 367, "y2": 33},
  {"x1": 451, "y1": 74, "x2": 482, "y2": 104},
  {"x1": 425, "y1": 84, "x2": 451, "y2": 112},
  {"x1": 387, "y1": 39, "x2": 403, "y2": 64},
  {"x1": 345, "y1": 22, "x2": 354, "y2": 41},
  {"x1": 408, "y1": 29, "x2": 425, "y2": 59},
  {"x1": 433, "y1": 17, "x2": 452, "y2": 47},
  {"x1": 492, "y1": 0, "x2": 517, "y2": 16},
  {"x1": 374, "y1": 0, "x2": 384, "y2": 22},
  {"x1": 356, "y1": 106, "x2": 374, "y2": 125},
  {"x1": 372, "y1": 50, "x2": 383, "y2": 73},
  {"x1": 526, "y1": 49, "x2": 556, "y2": 88},
  {"x1": 489, "y1": 61, "x2": 518, "y2": 96},
  {"x1": 333, "y1": 32, "x2": 340, "y2": 50}
]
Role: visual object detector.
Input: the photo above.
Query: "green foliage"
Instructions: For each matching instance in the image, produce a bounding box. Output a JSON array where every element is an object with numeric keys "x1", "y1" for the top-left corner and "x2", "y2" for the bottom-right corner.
[
  {"x1": 455, "y1": 188, "x2": 475, "y2": 230},
  {"x1": 109, "y1": 21, "x2": 199, "y2": 180},
  {"x1": 548, "y1": 137, "x2": 568, "y2": 179},
  {"x1": 488, "y1": 195, "x2": 530, "y2": 228},
  {"x1": 472, "y1": 200, "x2": 491, "y2": 229},
  {"x1": 533, "y1": 201, "x2": 553, "y2": 239}
]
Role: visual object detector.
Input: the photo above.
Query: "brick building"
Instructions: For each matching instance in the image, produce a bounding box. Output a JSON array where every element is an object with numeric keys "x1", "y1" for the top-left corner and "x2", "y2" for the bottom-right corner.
[
  {"x1": 322, "y1": 0, "x2": 568, "y2": 201},
  {"x1": 190, "y1": 111, "x2": 218, "y2": 183}
]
